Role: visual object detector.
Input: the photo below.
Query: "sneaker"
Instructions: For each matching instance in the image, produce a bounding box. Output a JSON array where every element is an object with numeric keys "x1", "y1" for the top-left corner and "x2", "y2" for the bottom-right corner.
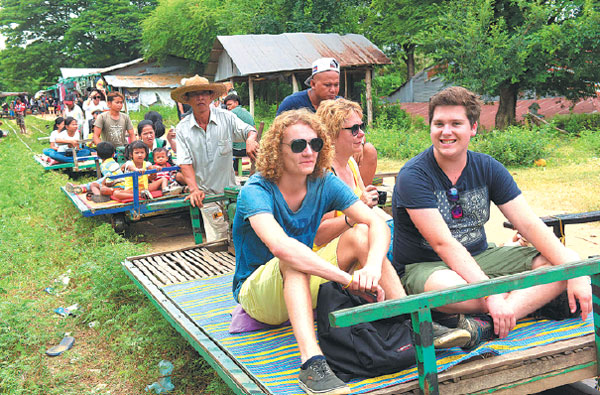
[
  {"x1": 141, "y1": 190, "x2": 153, "y2": 200},
  {"x1": 457, "y1": 314, "x2": 495, "y2": 350},
  {"x1": 298, "y1": 356, "x2": 350, "y2": 395},
  {"x1": 531, "y1": 291, "x2": 580, "y2": 321},
  {"x1": 431, "y1": 321, "x2": 471, "y2": 349}
]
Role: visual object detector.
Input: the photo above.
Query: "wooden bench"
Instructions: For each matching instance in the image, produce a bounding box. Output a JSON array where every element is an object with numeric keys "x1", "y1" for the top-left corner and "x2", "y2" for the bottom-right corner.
[{"x1": 503, "y1": 211, "x2": 600, "y2": 240}]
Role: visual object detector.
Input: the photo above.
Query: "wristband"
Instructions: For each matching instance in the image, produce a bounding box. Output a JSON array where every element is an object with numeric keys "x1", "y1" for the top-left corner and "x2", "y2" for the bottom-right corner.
[
  {"x1": 344, "y1": 215, "x2": 353, "y2": 228},
  {"x1": 343, "y1": 274, "x2": 353, "y2": 289}
]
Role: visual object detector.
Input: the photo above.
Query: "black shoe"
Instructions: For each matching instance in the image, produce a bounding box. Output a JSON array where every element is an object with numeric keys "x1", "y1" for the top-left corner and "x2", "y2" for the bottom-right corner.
[
  {"x1": 298, "y1": 357, "x2": 350, "y2": 395},
  {"x1": 531, "y1": 291, "x2": 580, "y2": 321},
  {"x1": 432, "y1": 321, "x2": 471, "y2": 349},
  {"x1": 457, "y1": 314, "x2": 494, "y2": 350},
  {"x1": 431, "y1": 311, "x2": 460, "y2": 328}
]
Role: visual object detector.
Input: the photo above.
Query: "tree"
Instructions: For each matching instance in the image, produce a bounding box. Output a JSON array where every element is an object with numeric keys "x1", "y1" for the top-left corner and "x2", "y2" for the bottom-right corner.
[
  {"x1": 367, "y1": 0, "x2": 440, "y2": 81},
  {"x1": 0, "y1": 0, "x2": 157, "y2": 92},
  {"x1": 421, "y1": 0, "x2": 600, "y2": 129},
  {"x1": 142, "y1": 0, "x2": 225, "y2": 64},
  {"x1": 141, "y1": 0, "x2": 368, "y2": 64}
]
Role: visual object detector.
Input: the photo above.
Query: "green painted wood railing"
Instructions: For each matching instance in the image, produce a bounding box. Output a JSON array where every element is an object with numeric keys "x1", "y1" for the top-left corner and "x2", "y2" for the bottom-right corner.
[{"x1": 330, "y1": 258, "x2": 600, "y2": 395}]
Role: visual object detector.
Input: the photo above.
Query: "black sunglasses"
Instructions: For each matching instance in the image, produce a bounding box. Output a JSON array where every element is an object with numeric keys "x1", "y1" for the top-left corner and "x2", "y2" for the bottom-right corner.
[
  {"x1": 343, "y1": 123, "x2": 366, "y2": 136},
  {"x1": 282, "y1": 138, "x2": 324, "y2": 153},
  {"x1": 446, "y1": 187, "x2": 463, "y2": 219}
]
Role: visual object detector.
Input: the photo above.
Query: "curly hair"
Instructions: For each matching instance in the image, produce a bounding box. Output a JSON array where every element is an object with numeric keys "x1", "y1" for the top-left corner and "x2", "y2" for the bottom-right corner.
[
  {"x1": 316, "y1": 99, "x2": 363, "y2": 142},
  {"x1": 256, "y1": 109, "x2": 333, "y2": 182}
]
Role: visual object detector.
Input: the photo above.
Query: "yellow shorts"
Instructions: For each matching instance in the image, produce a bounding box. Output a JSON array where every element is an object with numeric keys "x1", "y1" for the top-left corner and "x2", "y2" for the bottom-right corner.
[{"x1": 238, "y1": 237, "x2": 340, "y2": 325}]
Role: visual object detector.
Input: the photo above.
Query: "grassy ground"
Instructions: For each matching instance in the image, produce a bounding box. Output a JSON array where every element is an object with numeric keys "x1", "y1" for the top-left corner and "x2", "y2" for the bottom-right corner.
[
  {"x1": 0, "y1": 113, "x2": 598, "y2": 394},
  {"x1": 0, "y1": 116, "x2": 230, "y2": 394}
]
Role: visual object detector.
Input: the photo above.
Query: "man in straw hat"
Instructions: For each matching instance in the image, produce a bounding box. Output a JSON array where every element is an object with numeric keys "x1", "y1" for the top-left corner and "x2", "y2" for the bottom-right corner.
[{"x1": 171, "y1": 75, "x2": 259, "y2": 241}]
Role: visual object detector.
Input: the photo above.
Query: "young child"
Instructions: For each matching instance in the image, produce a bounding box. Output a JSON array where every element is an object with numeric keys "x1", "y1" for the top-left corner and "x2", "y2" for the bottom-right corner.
[
  {"x1": 65, "y1": 142, "x2": 125, "y2": 202},
  {"x1": 113, "y1": 140, "x2": 166, "y2": 201},
  {"x1": 152, "y1": 147, "x2": 183, "y2": 195}
]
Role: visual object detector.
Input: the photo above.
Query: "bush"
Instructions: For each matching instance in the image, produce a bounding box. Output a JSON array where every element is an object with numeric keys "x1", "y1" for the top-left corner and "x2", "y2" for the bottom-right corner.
[
  {"x1": 129, "y1": 104, "x2": 179, "y2": 128},
  {"x1": 471, "y1": 125, "x2": 550, "y2": 166},
  {"x1": 574, "y1": 129, "x2": 600, "y2": 156},
  {"x1": 368, "y1": 105, "x2": 430, "y2": 159},
  {"x1": 551, "y1": 113, "x2": 600, "y2": 135}
]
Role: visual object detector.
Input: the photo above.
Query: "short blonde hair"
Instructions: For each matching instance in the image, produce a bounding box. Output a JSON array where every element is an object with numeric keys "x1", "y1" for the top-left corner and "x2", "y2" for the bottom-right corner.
[
  {"x1": 256, "y1": 109, "x2": 333, "y2": 182},
  {"x1": 316, "y1": 99, "x2": 363, "y2": 142}
]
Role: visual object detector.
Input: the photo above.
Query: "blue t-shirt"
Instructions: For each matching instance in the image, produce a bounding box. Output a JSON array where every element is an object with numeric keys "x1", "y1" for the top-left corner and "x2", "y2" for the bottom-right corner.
[
  {"x1": 392, "y1": 146, "x2": 521, "y2": 273},
  {"x1": 276, "y1": 90, "x2": 314, "y2": 116},
  {"x1": 232, "y1": 172, "x2": 359, "y2": 301}
]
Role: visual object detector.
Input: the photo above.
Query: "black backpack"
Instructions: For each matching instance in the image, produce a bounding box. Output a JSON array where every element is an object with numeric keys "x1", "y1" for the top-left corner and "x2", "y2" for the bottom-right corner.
[{"x1": 316, "y1": 281, "x2": 416, "y2": 382}]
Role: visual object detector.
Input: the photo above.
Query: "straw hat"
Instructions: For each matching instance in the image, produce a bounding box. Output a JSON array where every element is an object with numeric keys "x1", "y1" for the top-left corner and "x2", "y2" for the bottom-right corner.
[{"x1": 170, "y1": 75, "x2": 227, "y2": 104}]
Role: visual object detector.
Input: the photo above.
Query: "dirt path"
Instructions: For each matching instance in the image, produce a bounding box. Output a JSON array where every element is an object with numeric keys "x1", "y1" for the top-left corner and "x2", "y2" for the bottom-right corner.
[{"x1": 486, "y1": 198, "x2": 600, "y2": 259}]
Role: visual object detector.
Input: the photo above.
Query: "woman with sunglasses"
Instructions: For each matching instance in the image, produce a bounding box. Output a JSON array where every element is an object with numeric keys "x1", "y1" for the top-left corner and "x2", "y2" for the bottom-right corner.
[
  {"x1": 83, "y1": 90, "x2": 108, "y2": 139},
  {"x1": 314, "y1": 99, "x2": 391, "y2": 249}
]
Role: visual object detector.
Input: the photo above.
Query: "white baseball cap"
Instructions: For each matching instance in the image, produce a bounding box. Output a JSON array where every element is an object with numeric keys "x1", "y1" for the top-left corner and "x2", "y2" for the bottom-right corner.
[{"x1": 305, "y1": 58, "x2": 340, "y2": 86}]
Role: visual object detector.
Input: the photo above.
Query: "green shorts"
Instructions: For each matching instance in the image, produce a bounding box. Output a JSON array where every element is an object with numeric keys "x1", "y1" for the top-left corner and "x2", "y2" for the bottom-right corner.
[
  {"x1": 401, "y1": 245, "x2": 540, "y2": 295},
  {"x1": 238, "y1": 236, "x2": 340, "y2": 325}
]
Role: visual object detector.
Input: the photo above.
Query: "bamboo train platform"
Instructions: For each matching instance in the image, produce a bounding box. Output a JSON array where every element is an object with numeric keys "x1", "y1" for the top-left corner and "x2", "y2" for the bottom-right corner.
[{"x1": 122, "y1": 240, "x2": 600, "y2": 394}]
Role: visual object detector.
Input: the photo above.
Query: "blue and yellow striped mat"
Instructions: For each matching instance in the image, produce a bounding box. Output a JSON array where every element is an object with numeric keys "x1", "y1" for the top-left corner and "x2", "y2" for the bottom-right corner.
[{"x1": 163, "y1": 273, "x2": 593, "y2": 394}]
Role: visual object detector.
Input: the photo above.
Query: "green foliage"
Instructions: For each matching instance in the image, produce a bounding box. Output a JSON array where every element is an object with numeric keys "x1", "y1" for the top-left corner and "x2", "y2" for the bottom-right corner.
[
  {"x1": 142, "y1": 0, "x2": 368, "y2": 63},
  {"x1": 128, "y1": 104, "x2": 180, "y2": 128},
  {"x1": 470, "y1": 126, "x2": 551, "y2": 166},
  {"x1": 368, "y1": 105, "x2": 430, "y2": 159},
  {"x1": 142, "y1": 0, "x2": 223, "y2": 63},
  {"x1": 419, "y1": 0, "x2": 600, "y2": 128},
  {"x1": 551, "y1": 113, "x2": 600, "y2": 135},
  {"x1": 367, "y1": 0, "x2": 440, "y2": 80},
  {"x1": 0, "y1": 0, "x2": 157, "y2": 92},
  {"x1": 573, "y1": 130, "x2": 600, "y2": 157}
]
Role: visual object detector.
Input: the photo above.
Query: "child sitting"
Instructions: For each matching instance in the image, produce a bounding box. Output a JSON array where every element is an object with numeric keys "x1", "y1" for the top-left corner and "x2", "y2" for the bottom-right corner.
[
  {"x1": 112, "y1": 140, "x2": 166, "y2": 201},
  {"x1": 152, "y1": 147, "x2": 183, "y2": 195},
  {"x1": 65, "y1": 142, "x2": 125, "y2": 202}
]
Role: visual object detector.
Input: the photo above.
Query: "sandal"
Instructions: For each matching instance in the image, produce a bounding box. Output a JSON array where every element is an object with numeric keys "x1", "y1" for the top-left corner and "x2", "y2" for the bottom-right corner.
[
  {"x1": 46, "y1": 335, "x2": 75, "y2": 357},
  {"x1": 91, "y1": 194, "x2": 111, "y2": 203}
]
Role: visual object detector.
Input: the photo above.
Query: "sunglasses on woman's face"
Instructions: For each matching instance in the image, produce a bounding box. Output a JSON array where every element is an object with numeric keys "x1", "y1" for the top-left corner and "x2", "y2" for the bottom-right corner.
[
  {"x1": 343, "y1": 123, "x2": 366, "y2": 136},
  {"x1": 446, "y1": 187, "x2": 463, "y2": 219},
  {"x1": 282, "y1": 137, "x2": 324, "y2": 153}
]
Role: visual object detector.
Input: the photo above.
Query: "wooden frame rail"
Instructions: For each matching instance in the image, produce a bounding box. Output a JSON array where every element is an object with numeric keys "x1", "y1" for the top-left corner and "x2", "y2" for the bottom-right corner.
[
  {"x1": 330, "y1": 258, "x2": 600, "y2": 395},
  {"x1": 504, "y1": 211, "x2": 600, "y2": 239}
]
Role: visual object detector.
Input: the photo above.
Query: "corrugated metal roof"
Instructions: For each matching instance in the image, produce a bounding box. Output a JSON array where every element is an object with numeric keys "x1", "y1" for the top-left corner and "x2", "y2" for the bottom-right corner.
[
  {"x1": 205, "y1": 33, "x2": 391, "y2": 81},
  {"x1": 60, "y1": 68, "x2": 102, "y2": 79},
  {"x1": 59, "y1": 59, "x2": 145, "y2": 80},
  {"x1": 103, "y1": 74, "x2": 188, "y2": 88},
  {"x1": 97, "y1": 58, "x2": 144, "y2": 74}
]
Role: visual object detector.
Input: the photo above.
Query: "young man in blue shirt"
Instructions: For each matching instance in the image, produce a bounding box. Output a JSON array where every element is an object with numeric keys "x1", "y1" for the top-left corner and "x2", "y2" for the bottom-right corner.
[{"x1": 392, "y1": 86, "x2": 592, "y2": 343}]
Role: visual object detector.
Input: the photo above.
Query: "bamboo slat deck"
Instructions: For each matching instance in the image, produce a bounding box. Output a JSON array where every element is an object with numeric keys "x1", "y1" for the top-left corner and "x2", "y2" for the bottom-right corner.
[{"x1": 127, "y1": 241, "x2": 234, "y2": 287}]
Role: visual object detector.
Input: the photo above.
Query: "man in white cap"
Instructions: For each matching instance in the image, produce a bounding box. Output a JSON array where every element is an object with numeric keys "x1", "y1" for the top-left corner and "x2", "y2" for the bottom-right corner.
[
  {"x1": 171, "y1": 75, "x2": 259, "y2": 242},
  {"x1": 277, "y1": 58, "x2": 379, "y2": 186},
  {"x1": 277, "y1": 57, "x2": 341, "y2": 116}
]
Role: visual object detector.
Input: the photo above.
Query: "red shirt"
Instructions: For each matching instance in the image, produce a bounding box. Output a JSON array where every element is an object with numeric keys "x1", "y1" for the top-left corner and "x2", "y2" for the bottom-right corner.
[{"x1": 15, "y1": 103, "x2": 26, "y2": 114}]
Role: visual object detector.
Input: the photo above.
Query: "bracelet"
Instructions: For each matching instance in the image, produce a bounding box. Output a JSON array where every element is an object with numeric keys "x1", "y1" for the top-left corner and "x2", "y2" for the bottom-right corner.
[
  {"x1": 483, "y1": 295, "x2": 490, "y2": 300},
  {"x1": 344, "y1": 215, "x2": 353, "y2": 228},
  {"x1": 343, "y1": 274, "x2": 353, "y2": 289}
]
